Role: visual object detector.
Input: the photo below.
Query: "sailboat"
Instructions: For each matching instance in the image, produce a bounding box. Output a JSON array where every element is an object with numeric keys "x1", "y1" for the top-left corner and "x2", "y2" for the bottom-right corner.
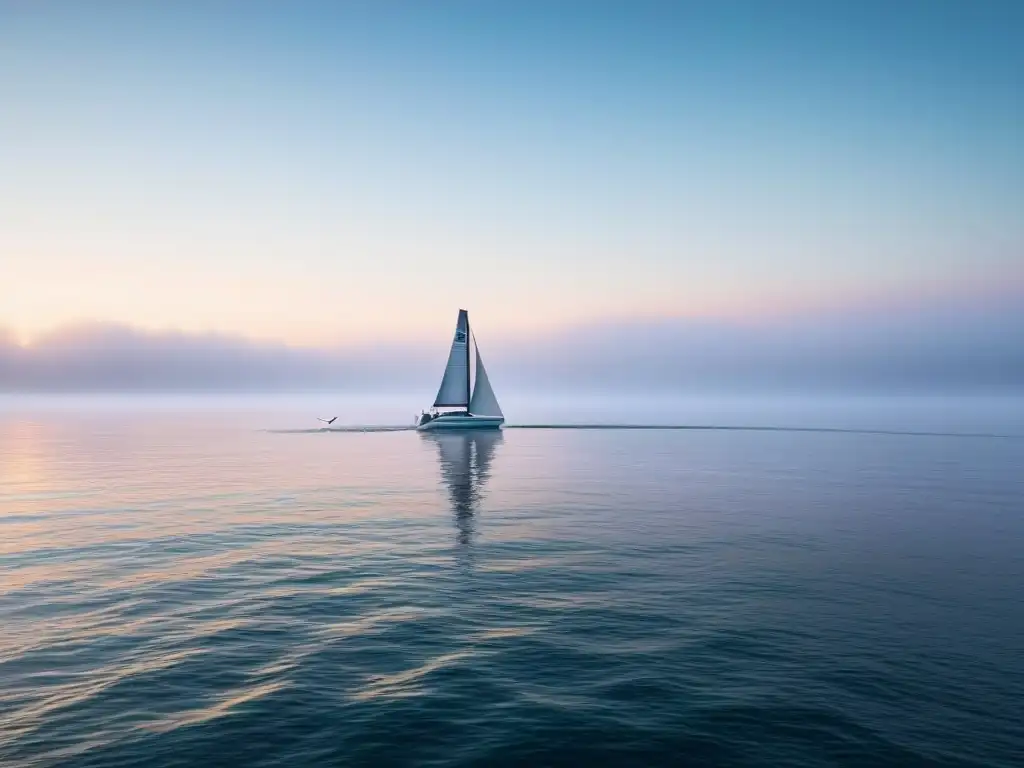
[{"x1": 416, "y1": 309, "x2": 505, "y2": 431}]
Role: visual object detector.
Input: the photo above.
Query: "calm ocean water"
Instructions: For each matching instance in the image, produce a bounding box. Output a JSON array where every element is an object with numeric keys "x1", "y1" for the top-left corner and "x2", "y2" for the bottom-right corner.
[{"x1": 1, "y1": 394, "x2": 1022, "y2": 767}]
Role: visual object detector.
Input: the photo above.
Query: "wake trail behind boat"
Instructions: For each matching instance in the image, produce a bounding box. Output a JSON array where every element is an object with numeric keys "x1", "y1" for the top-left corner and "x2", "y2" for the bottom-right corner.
[
  {"x1": 269, "y1": 426, "x2": 417, "y2": 434},
  {"x1": 507, "y1": 424, "x2": 1020, "y2": 439},
  {"x1": 268, "y1": 424, "x2": 1020, "y2": 439}
]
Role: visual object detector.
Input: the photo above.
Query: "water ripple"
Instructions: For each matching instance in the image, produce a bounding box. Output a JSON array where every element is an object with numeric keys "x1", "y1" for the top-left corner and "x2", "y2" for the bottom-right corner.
[{"x1": 1, "y1": 410, "x2": 1022, "y2": 767}]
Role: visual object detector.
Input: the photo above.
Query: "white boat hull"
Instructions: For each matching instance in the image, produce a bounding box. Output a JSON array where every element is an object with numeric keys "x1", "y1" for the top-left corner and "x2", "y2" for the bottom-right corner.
[{"x1": 416, "y1": 414, "x2": 504, "y2": 431}]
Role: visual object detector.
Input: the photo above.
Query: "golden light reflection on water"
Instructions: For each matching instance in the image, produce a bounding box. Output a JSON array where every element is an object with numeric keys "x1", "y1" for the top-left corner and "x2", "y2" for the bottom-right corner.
[
  {"x1": 0, "y1": 420, "x2": 51, "y2": 499},
  {"x1": 2, "y1": 646, "x2": 207, "y2": 740},
  {"x1": 0, "y1": 412, "x2": 448, "y2": 551},
  {"x1": 138, "y1": 679, "x2": 290, "y2": 734},
  {"x1": 350, "y1": 649, "x2": 478, "y2": 702}
]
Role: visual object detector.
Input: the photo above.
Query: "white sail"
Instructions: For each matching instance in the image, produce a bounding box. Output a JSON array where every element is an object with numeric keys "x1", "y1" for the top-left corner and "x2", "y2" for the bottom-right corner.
[
  {"x1": 469, "y1": 339, "x2": 503, "y2": 417},
  {"x1": 433, "y1": 309, "x2": 470, "y2": 407}
]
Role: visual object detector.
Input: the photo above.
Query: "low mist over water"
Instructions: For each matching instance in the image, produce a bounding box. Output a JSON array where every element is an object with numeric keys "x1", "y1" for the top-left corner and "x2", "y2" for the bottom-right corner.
[{"x1": 3, "y1": 292, "x2": 1023, "y2": 394}]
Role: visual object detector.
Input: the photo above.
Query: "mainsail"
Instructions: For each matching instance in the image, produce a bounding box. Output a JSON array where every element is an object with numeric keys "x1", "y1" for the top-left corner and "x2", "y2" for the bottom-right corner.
[
  {"x1": 433, "y1": 309, "x2": 470, "y2": 407},
  {"x1": 469, "y1": 338, "x2": 503, "y2": 418}
]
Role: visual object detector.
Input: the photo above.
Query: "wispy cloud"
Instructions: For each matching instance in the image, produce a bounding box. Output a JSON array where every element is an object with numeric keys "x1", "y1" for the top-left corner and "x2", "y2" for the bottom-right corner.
[{"x1": 0, "y1": 323, "x2": 433, "y2": 393}]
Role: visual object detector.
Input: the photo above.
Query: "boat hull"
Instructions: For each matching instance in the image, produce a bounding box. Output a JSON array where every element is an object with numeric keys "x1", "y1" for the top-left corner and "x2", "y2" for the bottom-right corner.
[{"x1": 416, "y1": 414, "x2": 504, "y2": 431}]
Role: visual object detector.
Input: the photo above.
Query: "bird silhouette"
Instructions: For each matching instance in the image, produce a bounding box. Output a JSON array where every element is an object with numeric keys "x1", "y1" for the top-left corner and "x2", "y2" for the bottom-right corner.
[{"x1": 317, "y1": 416, "x2": 338, "y2": 425}]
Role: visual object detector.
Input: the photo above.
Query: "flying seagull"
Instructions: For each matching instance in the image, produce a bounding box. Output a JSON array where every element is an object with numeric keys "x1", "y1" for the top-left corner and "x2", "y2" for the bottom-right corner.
[{"x1": 317, "y1": 416, "x2": 338, "y2": 425}]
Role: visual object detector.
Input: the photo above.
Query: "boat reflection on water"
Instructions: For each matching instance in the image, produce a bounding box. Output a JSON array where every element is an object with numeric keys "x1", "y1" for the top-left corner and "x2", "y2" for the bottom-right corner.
[{"x1": 421, "y1": 430, "x2": 504, "y2": 548}]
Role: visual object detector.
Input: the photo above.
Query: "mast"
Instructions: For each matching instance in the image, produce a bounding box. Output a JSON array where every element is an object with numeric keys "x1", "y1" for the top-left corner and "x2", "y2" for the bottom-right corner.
[{"x1": 465, "y1": 310, "x2": 472, "y2": 412}]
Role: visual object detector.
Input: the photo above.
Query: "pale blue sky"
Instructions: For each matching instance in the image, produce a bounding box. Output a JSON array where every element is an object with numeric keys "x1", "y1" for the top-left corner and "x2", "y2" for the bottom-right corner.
[{"x1": 2, "y1": 0, "x2": 1021, "y2": 343}]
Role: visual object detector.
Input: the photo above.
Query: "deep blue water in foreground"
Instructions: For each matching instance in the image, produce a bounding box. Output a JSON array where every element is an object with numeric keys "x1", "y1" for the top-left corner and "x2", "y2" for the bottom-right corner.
[{"x1": 1, "y1": 395, "x2": 1022, "y2": 767}]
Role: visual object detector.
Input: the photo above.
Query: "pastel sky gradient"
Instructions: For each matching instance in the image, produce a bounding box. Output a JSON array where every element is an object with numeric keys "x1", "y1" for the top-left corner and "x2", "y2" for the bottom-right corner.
[{"x1": 2, "y1": 0, "x2": 1022, "y2": 345}]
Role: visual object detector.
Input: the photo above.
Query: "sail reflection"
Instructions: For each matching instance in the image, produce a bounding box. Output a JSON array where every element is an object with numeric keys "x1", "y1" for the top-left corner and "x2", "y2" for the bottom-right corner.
[{"x1": 422, "y1": 430, "x2": 503, "y2": 547}]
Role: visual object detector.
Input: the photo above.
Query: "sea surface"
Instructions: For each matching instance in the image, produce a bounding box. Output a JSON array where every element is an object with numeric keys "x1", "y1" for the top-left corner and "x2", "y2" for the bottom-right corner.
[{"x1": 1, "y1": 394, "x2": 1022, "y2": 767}]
